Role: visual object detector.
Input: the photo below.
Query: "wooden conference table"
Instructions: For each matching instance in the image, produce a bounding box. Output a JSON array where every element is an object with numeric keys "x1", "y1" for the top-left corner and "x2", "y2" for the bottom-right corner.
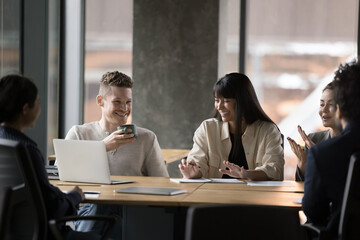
[
  {"x1": 51, "y1": 176, "x2": 304, "y2": 208},
  {"x1": 51, "y1": 176, "x2": 303, "y2": 239}
]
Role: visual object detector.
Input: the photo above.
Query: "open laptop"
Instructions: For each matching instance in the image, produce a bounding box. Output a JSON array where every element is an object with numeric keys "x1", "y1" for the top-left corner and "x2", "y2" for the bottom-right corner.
[{"x1": 53, "y1": 139, "x2": 133, "y2": 185}]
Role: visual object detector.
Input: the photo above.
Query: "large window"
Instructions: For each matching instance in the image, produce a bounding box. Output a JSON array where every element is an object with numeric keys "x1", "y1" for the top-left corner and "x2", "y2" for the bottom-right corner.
[
  {"x1": 77, "y1": 0, "x2": 358, "y2": 179},
  {"x1": 84, "y1": 0, "x2": 133, "y2": 123},
  {"x1": 0, "y1": 0, "x2": 21, "y2": 76},
  {"x1": 246, "y1": 0, "x2": 358, "y2": 179}
]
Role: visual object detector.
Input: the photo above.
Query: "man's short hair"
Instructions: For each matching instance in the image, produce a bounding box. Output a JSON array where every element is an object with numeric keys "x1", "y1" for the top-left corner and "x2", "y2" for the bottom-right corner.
[
  {"x1": 99, "y1": 71, "x2": 133, "y2": 96},
  {"x1": 333, "y1": 59, "x2": 360, "y2": 122}
]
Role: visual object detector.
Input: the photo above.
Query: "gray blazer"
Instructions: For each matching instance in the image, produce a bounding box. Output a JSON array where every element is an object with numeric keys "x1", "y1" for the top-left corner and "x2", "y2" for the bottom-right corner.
[{"x1": 295, "y1": 129, "x2": 331, "y2": 181}]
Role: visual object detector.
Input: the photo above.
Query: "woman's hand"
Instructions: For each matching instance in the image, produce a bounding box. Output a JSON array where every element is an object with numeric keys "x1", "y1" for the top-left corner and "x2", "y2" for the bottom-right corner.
[
  {"x1": 103, "y1": 129, "x2": 136, "y2": 151},
  {"x1": 219, "y1": 161, "x2": 247, "y2": 178},
  {"x1": 297, "y1": 125, "x2": 315, "y2": 149},
  {"x1": 287, "y1": 136, "x2": 306, "y2": 176},
  {"x1": 178, "y1": 158, "x2": 202, "y2": 179}
]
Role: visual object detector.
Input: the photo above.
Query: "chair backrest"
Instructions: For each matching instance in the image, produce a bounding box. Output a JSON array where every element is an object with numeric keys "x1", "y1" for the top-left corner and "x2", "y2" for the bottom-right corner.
[
  {"x1": 185, "y1": 204, "x2": 304, "y2": 240},
  {"x1": 0, "y1": 139, "x2": 47, "y2": 240},
  {"x1": 0, "y1": 187, "x2": 11, "y2": 239},
  {"x1": 338, "y1": 152, "x2": 360, "y2": 240},
  {"x1": 166, "y1": 159, "x2": 183, "y2": 178}
]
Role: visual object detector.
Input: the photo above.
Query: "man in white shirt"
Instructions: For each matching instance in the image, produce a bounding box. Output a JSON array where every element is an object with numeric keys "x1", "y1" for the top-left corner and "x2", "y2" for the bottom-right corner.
[{"x1": 67, "y1": 71, "x2": 168, "y2": 239}]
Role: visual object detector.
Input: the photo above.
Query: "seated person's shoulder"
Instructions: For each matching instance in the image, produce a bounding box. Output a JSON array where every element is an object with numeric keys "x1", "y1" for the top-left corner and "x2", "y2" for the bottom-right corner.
[
  {"x1": 308, "y1": 130, "x2": 330, "y2": 143},
  {"x1": 203, "y1": 118, "x2": 220, "y2": 124},
  {"x1": 254, "y1": 120, "x2": 279, "y2": 133},
  {"x1": 200, "y1": 118, "x2": 222, "y2": 128},
  {"x1": 136, "y1": 126, "x2": 157, "y2": 139},
  {"x1": 66, "y1": 122, "x2": 100, "y2": 139},
  {"x1": 70, "y1": 121, "x2": 98, "y2": 132}
]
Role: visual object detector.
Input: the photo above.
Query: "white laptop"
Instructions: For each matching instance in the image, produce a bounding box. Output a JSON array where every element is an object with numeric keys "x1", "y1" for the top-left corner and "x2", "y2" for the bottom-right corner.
[{"x1": 53, "y1": 139, "x2": 133, "y2": 185}]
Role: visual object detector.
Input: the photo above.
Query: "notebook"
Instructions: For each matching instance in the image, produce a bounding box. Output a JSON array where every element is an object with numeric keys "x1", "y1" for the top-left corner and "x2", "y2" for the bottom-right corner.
[
  {"x1": 115, "y1": 187, "x2": 187, "y2": 196},
  {"x1": 53, "y1": 139, "x2": 134, "y2": 185}
]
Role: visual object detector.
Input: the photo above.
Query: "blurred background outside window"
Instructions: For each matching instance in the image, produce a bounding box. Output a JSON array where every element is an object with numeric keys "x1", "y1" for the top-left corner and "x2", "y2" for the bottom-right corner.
[
  {"x1": 0, "y1": 0, "x2": 20, "y2": 76},
  {"x1": 83, "y1": 0, "x2": 358, "y2": 179},
  {"x1": 47, "y1": 0, "x2": 60, "y2": 156},
  {"x1": 246, "y1": 0, "x2": 357, "y2": 179},
  {"x1": 84, "y1": 0, "x2": 133, "y2": 122}
]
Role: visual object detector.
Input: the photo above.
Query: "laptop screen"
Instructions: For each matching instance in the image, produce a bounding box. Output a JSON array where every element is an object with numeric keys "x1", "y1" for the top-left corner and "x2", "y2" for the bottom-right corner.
[{"x1": 53, "y1": 139, "x2": 112, "y2": 184}]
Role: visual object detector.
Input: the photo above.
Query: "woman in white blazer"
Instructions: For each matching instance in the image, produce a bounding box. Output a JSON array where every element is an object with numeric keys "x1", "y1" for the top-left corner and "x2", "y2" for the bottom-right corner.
[{"x1": 179, "y1": 73, "x2": 284, "y2": 180}]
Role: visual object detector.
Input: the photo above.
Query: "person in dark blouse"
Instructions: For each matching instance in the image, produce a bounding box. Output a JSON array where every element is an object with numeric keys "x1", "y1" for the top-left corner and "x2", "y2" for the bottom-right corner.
[{"x1": 0, "y1": 74, "x2": 84, "y2": 220}]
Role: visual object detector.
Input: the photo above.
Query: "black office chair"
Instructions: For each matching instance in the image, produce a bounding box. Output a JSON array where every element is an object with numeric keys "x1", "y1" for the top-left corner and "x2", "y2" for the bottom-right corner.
[
  {"x1": 303, "y1": 152, "x2": 360, "y2": 240},
  {"x1": 339, "y1": 152, "x2": 360, "y2": 239},
  {"x1": 0, "y1": 187, "x2": 11, "y2": 239},
  {"x1": 0, "y1": 139, "x2": 116, "y2": 240},
  {"x1": 185, "y1": 204, "x2": 305, "y2": 240}
]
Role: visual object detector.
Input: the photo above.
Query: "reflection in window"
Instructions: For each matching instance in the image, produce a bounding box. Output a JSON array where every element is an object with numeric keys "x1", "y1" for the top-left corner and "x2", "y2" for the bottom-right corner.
[
  {"x1": 84, "y1": 0, "x2": 133, "y2": 123},
  {"x1": 0, "y1": 0, "x2": 20, "y2": 76},
  {"x1": 246, "y1": 0, "x2": 358, "y2": 179},
  {"x1": 47, "y1": 0, "x2": 60, "y2": 157}
]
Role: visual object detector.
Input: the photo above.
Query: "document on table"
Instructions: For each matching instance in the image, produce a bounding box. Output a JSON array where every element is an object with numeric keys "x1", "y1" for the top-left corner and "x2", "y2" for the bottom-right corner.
[
  {"x1": 208, "y1": 178, "x2": 245, "y2": 183},
  {"x1": 294, "y1": 196, "x2": 303, "y2": 204},
  {"x1": 246, "y1": 181, "x2": 295, "y2": 187},
  {"x1": 62, "y1": 190, "x2": 100, "y2": 198},
  {"x1": 115, "y1": 187, "x2": 187, "y2": 196},
  {"x1": 170, "y1": 178, "x2": 212, "y2": 183},
  {"x1": 170, "y1": 178, "x2": 245, "y2": 183}
]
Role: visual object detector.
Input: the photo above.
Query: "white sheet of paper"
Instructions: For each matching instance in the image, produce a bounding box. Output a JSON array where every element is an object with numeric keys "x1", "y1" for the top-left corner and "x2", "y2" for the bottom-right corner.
[
  {"x1": 247, "y1": 181, "x2": 294, "y2": 187},
  {"x1": 63, "y1": 190, "x2": 100, "y2": 198},
  {"x1": 294, "y1": 196, "x2": 303, "y2": 204},
  {"x1": 85, "y1": 193, "x2": 100, "y2": 198},
  {"x1": 209, "y1": 178, "x2": 245, "y2": 183},
  {"x1": 170, "y1": 178, "x2": 212, "y2": 183}
]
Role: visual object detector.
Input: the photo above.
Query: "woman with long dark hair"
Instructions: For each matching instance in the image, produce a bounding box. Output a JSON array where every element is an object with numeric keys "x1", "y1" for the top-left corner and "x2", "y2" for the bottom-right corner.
[{"x1": 179, "y1": 73, "x2": 284, "y2": 180}]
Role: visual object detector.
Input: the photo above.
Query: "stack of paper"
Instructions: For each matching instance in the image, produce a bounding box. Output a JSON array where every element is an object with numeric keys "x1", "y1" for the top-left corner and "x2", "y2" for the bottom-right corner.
[
  {"x1": 246, "y1": 181, "x2": 294, "y2": 187},
  {"x1": 170, "y1": 178, "x2": 245, "y2": 183}
]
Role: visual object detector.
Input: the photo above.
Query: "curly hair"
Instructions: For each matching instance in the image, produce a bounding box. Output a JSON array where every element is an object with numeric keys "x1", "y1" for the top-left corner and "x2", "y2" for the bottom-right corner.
[
  {"x1": 0, "y1": 74, "x2": 38, "y2": 123},
  {"x1": 99, "y1": 71, "x2": 133, "y2": 96},
  {"x1": 333, "y1": 59, "x2": 360, "y2": 122}
]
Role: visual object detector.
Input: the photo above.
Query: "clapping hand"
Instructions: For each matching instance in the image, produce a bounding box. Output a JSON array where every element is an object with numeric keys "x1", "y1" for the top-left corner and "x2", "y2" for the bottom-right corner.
[
  {"x1": 297, "y1": 125, "x2": 315, "y2": 149},
  {"x1": 287, "y1": 125, "x2": 314, "y2": 176},
  {"x1": 287, "y1": 136, "x2": 307, "y2": 176}
]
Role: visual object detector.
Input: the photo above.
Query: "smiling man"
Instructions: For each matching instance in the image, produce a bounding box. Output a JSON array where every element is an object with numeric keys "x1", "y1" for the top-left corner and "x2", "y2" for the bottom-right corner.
[{"x1": 66, "y1": 71, "x2": 168, "y2": 238}]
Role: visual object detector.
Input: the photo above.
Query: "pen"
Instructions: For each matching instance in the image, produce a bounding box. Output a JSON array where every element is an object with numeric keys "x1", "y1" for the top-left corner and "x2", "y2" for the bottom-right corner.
[{"x1": 188, "y1": 162, "x2": 200, "y2": 168}]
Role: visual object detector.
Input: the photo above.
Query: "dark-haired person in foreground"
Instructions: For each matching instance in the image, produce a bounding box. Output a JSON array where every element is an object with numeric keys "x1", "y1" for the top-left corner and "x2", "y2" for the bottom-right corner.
[
  {"x1": 0, "y1": 75, "x2": 84, "y2": 230},
  {"x1": 302, "y1": 60, "x2": 360, "y2": 238},
  {"x1": 179, "y1": 73, "x2": 284, "y2": 180}
]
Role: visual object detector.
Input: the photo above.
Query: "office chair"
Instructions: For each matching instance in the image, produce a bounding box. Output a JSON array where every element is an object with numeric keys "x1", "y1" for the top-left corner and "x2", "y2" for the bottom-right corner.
[
  {"x1": 0, "y1": 139, "x2": 116, "y2": 240},
  {"x1": 185, "y1": 204, "x2": 304, "y2": 240},
  {"x1": 303, "y1": 152, "x2": 360, "y2": 240},
  {"x1": 166, "y1": 159, "x2": 183, "y2": 178},
  {"x1": 0, "y1": 187, "x2": 11, "y2": 239}
]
